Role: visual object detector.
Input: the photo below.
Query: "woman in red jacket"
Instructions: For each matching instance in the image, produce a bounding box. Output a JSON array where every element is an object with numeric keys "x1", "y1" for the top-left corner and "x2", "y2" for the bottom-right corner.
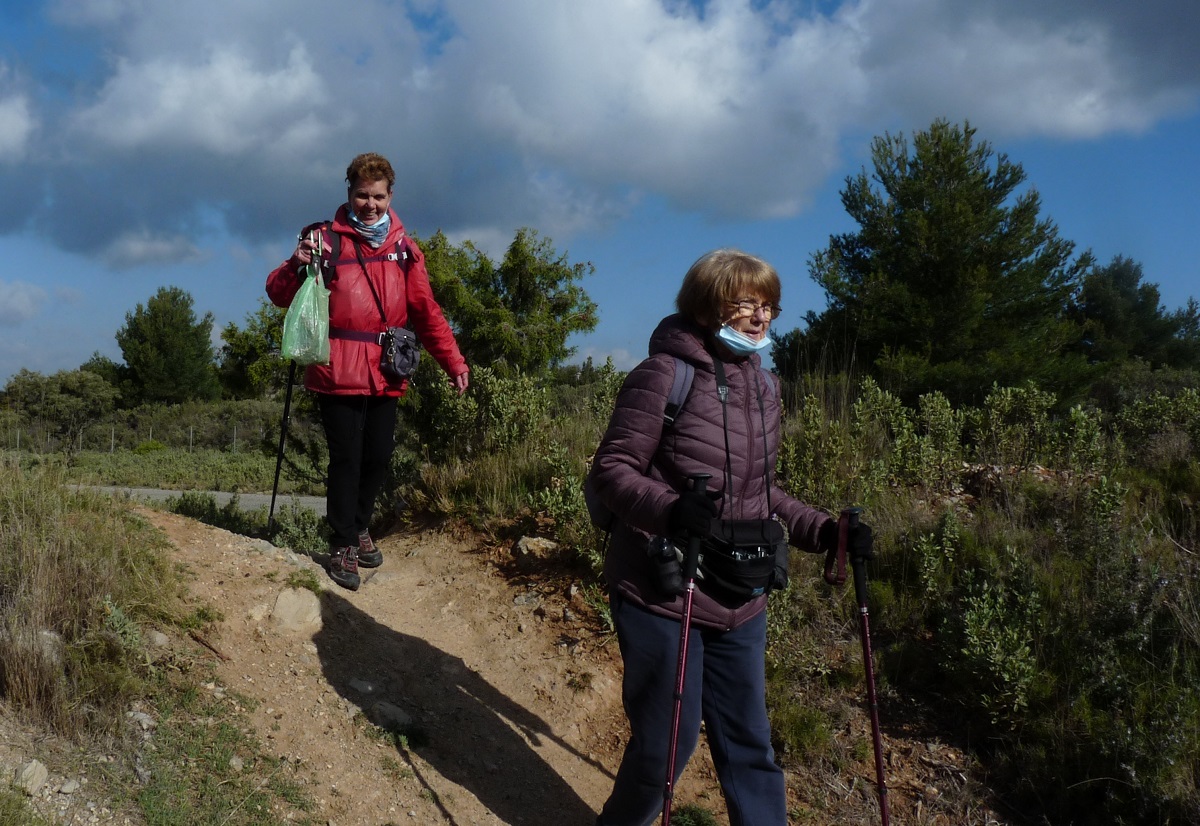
[{"x1": 266, "y1": 153, "x2": 468, "y2": 590}]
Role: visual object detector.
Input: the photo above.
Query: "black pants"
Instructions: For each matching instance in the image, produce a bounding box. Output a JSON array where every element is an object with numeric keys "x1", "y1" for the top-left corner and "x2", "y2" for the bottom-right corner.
[{"x1": 317, "y1": 393, "x2": 398, "y2": 548}]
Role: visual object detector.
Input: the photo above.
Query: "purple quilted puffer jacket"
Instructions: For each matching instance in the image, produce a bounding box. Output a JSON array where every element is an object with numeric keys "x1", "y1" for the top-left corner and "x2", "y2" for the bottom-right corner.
[{"x1": 591, "y1": 314, "x2": 834, "y2": 630}]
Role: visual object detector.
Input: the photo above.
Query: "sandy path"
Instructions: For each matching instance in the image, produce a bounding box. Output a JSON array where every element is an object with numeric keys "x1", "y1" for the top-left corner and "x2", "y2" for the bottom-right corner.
[{"x1": 150, "y1": 510, "x2": 729, "y2": 826}]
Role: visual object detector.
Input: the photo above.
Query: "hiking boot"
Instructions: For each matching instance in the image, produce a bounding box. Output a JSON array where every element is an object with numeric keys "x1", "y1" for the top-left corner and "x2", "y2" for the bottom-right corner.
[
  {"x1": 357, "y1": 530, "x2": 383, "y2": 568},
  {"x1": 328, "y1": 545, "x2": 361, "y2": 590}
]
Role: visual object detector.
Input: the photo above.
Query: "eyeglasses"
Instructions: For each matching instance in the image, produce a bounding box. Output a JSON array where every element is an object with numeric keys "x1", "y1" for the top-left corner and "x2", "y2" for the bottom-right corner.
[{"x1": 726, "y1": 299, "x2": 782, "y2": 320}]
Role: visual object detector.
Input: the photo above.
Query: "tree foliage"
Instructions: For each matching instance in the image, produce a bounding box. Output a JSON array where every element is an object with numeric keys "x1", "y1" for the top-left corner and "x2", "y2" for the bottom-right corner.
[
  {"x1": 218, "y1": 300, "x2": 288, "y2": 399},
  {"x1": 116, "y1": 286, "x2": 221, "y2": 405},
  {"x1": 786, "y1": 119, "x2": 1091, "y2": 404},
  {"x1": 1069, "y1": 255, "x2": 1200, "y2": 372},
  {"x1": 420, "y1": 227, "x2": 598, "y2": 375},
  {"x1": 3, "y1": 368, "x2": 118, "y2": 456}
]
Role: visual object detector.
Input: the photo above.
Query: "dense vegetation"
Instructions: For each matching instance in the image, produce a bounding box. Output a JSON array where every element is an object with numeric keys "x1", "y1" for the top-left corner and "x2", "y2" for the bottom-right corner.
[{"x1": 3, "y1": 121, "x2": 1199, "y2": 824}]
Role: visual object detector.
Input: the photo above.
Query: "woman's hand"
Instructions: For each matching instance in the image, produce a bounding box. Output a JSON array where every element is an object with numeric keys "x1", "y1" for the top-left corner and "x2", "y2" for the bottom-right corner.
[
  {"x1": 289, "y1": 234, "x2": 328, "y2": 270},
  {"x1": 451, "y1": 371, "x2": 469, "y2": 395},
  {"x1": 669, "y1": 489, "x2": 718, "y2": 538}
]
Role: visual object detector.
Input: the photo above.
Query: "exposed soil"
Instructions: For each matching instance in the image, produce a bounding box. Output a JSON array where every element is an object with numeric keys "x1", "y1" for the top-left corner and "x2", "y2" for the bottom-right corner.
[{"x1": 3, "y1": 508, "x2": 1019, "y2": 825}]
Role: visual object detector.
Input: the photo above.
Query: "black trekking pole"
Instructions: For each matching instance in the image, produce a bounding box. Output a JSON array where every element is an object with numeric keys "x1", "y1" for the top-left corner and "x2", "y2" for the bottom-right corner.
[
  {"x1": 267, "y1": 360, "x2": 297, "y2": 534},
  {"x1": 662, "y1": 473, "x2": 711, "y2": 826},
  {"x1": 841, "y1": 506, "x2": 891, "y2": 825}
]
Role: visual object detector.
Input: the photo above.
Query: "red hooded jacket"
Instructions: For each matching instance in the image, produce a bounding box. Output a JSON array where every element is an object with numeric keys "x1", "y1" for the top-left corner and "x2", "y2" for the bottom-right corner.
[{"x1": 266, "y1": 206, "x2": 467, "y2": 396}]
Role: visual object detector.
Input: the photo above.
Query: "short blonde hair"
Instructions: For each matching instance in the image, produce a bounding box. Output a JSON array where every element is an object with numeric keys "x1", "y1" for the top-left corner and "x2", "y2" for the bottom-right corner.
[
  {"x1": 346, "y1": 153, "x2": 395, "y2": 191},
  {"x1": 675, "y1": 249, "x2": 781, "y2": 328}
]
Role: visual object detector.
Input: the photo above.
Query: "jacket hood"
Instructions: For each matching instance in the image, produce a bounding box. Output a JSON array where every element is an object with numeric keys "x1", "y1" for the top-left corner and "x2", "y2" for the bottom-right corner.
[{"x1": 648, "y1": 313, "x2": 762, "y2": 372}]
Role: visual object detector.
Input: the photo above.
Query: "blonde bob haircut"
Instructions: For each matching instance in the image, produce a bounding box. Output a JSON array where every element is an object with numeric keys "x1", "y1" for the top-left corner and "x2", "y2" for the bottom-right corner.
[
  {"x1": 346, "y1": 152, "x2": 396, "y2": 192},
  {"x1": 675, "y1": 248, "x2": 781, "y2": 329}
]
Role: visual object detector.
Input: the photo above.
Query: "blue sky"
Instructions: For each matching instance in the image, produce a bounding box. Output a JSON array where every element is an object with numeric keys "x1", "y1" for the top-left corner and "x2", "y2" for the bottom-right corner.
[{"x1": 1, "y1": 0, "x2": 1197, "y2": 384}]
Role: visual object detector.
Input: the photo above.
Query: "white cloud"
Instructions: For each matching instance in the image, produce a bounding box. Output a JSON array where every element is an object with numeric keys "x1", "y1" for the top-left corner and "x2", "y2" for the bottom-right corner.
[
  {"x1": 577, "y1": 345, "x2": 639, "y2": 372},
  {"x1": 849, "y1": 0, "x2": 1196, "y2": 138},
  {"x1": 0, "y1": 281, "x2": 47, "y2": 325},
  {"x1": 71, "y1": 44, "x2": 327, "y2": 155},
  {"x1": 101, "y1": 231, "x2": 204, "y2": 269}
]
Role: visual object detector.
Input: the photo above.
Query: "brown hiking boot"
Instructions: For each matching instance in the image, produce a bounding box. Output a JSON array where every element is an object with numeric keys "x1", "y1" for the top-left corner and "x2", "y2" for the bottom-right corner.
[
  {"x1": 328, "y1": 545, "x2": 361, "y2": 590},
  {"x1": 357, "y1": 530, "x2": 383, "y2": 569}
]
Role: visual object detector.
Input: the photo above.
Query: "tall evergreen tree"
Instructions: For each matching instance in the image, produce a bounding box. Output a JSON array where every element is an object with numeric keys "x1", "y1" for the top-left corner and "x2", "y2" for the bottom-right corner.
[
  {"x1": 787, "y1": 119, "x2": 1090, "y2": 404},
  {"x1": 116, "y1": 286, "x2": 221, "y2": 404},
  {"x1": 420, "y1": 228, "x2": 598, "y2": 375},
  {"x1": 1071, "y1": 255, "x2": 1200, "y2": 370}
]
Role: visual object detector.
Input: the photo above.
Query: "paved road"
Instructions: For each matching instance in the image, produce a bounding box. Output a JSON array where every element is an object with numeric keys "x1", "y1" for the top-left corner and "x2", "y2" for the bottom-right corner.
[{"x1": 81, "y1": 486, "x2": 326, "y2": 515}]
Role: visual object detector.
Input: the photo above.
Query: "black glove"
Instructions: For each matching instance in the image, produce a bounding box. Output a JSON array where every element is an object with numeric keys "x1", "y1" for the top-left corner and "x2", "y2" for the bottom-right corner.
[
  {"x1": 668, "y1": 490, "x2": 718, "y2": 538},
  {"x1": 817, "y1": 519, "x2": 838, "y2": 554},
  {"x1": 816, "y1": 518, "x2": 874, "y2": 561},
  {"x1": 849, "y1": 521, "x2": 874, "y2": 561}
]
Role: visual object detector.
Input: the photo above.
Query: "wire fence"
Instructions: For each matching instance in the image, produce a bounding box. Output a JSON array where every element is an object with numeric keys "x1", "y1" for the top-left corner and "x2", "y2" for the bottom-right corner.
[{"x1": 0, "y1": 399, "x2": 322, "y2": 455}]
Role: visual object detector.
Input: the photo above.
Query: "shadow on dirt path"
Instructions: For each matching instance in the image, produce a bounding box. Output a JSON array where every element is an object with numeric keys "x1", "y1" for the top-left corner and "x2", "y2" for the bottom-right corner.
[{"x1": 315, "y1": 590, "x2": 602, "y2": 825}]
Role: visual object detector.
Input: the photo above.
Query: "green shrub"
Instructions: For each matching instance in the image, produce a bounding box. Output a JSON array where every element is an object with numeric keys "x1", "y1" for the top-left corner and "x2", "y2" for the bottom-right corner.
[
  {"x1": 968, "y1": 382, "x2": 1057, "y2": 469},
  {"x1": 530, "y1": 442, "x2": 605, "y2": 575},
  {"x1": 166, "y1": 491, "x2": 259, "y2": 536}
]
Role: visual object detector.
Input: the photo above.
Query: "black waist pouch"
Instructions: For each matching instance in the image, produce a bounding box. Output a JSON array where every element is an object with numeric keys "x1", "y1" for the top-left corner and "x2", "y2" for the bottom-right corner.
[
  {"x1": 380, "y1": 326, "x2": 421, "y2": 382},
  {"x1": 699, "y1": 518, "x2": 787, "y2": 599}
]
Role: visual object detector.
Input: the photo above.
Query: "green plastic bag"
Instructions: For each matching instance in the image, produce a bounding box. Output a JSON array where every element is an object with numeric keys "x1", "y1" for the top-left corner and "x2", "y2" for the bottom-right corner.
[{"x1": 281, "y1": 256, "x2": 331, "y2": 365}]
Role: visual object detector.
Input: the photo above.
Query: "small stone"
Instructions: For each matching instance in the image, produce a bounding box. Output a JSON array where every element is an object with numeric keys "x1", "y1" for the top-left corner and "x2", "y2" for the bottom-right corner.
[
  {"x1": 271, "y1": 587, "x2": 322, "y2": 630},
  {"x1": 126, "y1": 710, "x2": 156, "y2": 731},
  {"x1": 15, "y1": 760, "x2": 48, "y2": 795},
  {"x1": 60, "y1": 779, "x2": 80, "y2": 794},
  {"x1": 369, "y1": 701, "x2": 414, "y2": 731},
  {"x1": 348, "y1": 678, "x2": 376, "y2": 695}
]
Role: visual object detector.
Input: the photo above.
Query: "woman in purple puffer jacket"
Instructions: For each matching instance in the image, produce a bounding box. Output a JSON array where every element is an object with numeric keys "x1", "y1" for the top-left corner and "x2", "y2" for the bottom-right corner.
[{"x1": 590, "y1": 249, "x2": 872, "y2": 826}]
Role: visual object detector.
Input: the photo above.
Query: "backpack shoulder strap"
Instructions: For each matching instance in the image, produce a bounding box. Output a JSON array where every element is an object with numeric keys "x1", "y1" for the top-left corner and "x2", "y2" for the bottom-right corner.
[
  {"x1": 758, "y1": 366, "x2": 777, "y2": 399},
  {"x1": 663, "y1": 357, "x2": 695, "y2": 426}
]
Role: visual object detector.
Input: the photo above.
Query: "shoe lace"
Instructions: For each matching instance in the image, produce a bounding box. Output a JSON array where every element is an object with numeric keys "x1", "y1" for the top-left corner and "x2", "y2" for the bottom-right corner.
[{"x1": 333, "y1": 545, "x2": 359, "y2": 572}]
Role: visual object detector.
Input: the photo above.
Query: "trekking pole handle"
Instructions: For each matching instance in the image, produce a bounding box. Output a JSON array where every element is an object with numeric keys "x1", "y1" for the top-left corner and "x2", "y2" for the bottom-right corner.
[
  {"x1": 682, "y1": 474, "x2": 712, "y2": 582},
  {"x1": 839, "y1": 506, "x2": 868, "y2": 597}
]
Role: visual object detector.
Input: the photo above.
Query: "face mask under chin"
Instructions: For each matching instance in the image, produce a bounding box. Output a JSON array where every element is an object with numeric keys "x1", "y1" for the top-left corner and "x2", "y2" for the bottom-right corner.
[{"x1": 716, "y1": 324, "x2": 771, "y2": 355}]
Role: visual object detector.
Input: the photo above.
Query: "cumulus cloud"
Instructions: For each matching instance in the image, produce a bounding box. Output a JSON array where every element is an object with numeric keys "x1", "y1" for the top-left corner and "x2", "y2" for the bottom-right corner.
[
  {"x1": 850, "y1": 0, "x2": 1196, "y2": 138},
  {"x1": 4, "y1": 0, "x2": 1199, "y2": 259},
  {"x1": 71, "y1": 44, "x2": 327, "y2": 155},
  {"x1": 100, "y1": 231, "x2": 204, "y2": 269},
  {"x1": 577, "y1": 345, "x2": 639, "y2": 373},
  {"x1": 0, "y1": 281, "x2": 47, "y2": 325}
]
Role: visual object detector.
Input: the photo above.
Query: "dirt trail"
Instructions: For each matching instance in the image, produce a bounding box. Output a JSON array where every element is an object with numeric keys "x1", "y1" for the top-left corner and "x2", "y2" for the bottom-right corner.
[{"x1": 149, "y1": 510, "x2": 739, "y2": 826}]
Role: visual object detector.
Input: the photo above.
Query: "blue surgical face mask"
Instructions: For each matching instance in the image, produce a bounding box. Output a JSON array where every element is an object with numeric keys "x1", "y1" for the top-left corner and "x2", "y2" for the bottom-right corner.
[{"x1": 716, "y1": 324, "x2": 771, "y2": 355}]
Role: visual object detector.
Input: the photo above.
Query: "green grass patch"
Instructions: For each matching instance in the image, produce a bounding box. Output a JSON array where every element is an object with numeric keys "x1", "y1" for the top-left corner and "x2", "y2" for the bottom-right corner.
[{"x1": 132, "y1": 685, "x2": 315, "y2": 826}]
